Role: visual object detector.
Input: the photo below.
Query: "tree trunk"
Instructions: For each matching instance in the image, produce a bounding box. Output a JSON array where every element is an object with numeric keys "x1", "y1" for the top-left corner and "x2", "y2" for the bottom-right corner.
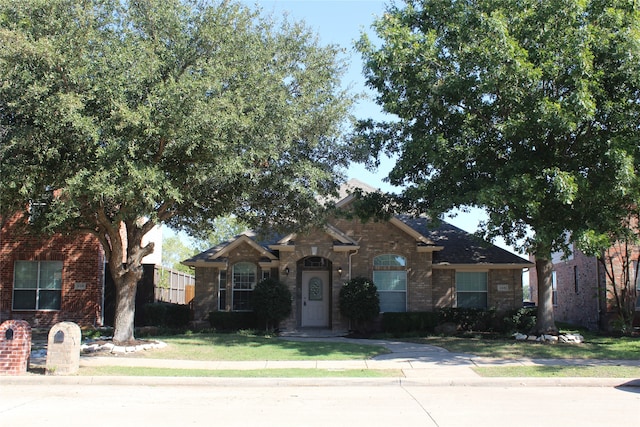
[
  {"x1": 102, "y1": 219, "x2": 153, "y2": 345},
  {"x1": 112, "y1": 271, "x2": 140, "y2": 345},
  {"x1": 534, "y1": 255, "x2": 558, "y2": 335}
]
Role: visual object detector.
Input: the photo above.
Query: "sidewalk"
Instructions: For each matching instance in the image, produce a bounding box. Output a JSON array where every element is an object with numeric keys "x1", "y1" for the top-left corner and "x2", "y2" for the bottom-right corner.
[
  {"x1": 78, "y1": 336, "x2": 640, "y2": 386},
  {"x1": 17, "y1": 334, "x2": 640, "y2": 387}
]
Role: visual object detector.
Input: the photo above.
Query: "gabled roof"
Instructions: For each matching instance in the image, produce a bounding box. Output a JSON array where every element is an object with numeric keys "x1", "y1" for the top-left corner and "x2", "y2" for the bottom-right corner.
[
  {"x1": 182, "y1": 231, "x2": 284, "y2": 267},
  {"x1": 398, "y1": 216, "x2": 531, "y2": 267},
  {"x1": 182, "y1": 180, "x2": 532, "y2": 269}
]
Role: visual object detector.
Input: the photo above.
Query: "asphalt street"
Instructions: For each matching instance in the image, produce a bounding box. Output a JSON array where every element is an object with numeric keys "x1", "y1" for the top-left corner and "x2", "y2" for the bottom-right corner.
[{"x1": 2, "y1": 380, "x2": 639, "y2": 427}]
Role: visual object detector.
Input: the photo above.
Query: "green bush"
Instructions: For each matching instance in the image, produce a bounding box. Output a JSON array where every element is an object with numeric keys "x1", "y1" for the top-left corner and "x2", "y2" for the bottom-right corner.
[
  {"x1": 382, "y1": 312, "x2": 439, "y2": 335},
  {"x1": 143, "y1": 302, "x2": 191, "y2": 329},
  {"x1": 339, "y1": 277, "x2": 380, "y2": 332},
  {"x1": 437, "y1": 307, "x2": 498, "y2": 332},
  {"x1": 251, "y1": 278, "x2": 292, "y2": 331},
  {"x1": 503, "y1": 307, "x2": 537, "y2": 334},
  {"x1": 208, "y1": 311, "x2": 258, "y2": 331}
]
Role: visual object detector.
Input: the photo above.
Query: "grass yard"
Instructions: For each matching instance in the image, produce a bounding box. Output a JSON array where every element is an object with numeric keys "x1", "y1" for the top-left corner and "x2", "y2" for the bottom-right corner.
[
  {"x1": 120, "y1": 331, "x2": 390, "y2": 361},
  {"x1": 79, "y1": 366, "x2": 401, "y2": 377},
  {"x1": 409, "y1": 333, "x2": 640, "y2": 360},
  {"x1": 474, "y1": 365, "x2": 640, "y2": 378}
]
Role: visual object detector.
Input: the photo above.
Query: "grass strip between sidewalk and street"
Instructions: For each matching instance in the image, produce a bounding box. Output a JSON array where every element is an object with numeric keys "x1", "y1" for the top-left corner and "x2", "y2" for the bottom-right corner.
[
  {"x1": 474, "y1": 365, "x2": 640, "y2": 378},
  {"x1": 78, "y1": 366, "x2": 402, "y2": 378}
]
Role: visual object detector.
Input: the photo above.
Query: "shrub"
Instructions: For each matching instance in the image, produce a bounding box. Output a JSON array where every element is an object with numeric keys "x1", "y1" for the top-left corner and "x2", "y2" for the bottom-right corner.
[
  {"x1": 251, "y1": 278, "x2": 292, "y2": 331},
  {"x1": 437, "y1": 307, "x2": 498, "y2": 332},
  {"x1": 208, "y1": 311, "x2": 258, "y2": 331},
  {"x1": 339, "y1": 277, "x2": 380, "y2": 332},
  {"x1": 381, "y1": 312, "x2": 439, "y2": 335},
  {"x1": 503, "y1": 307, "x2": 537, "y2": 334},
  {"x1": 143, "y1": 302, "x2": 191, "y2": 329}
]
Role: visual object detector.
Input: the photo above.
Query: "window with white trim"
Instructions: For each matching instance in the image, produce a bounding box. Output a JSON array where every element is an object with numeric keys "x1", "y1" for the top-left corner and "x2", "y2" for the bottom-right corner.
[
  {"x1": 13, "y1": 261, "x2": 63, "y2": 310},
  {"x1": 455, "y1": 271, "x2": 488, "y2": 309},
  {"x1": 232, "y1": 262, "x2": 256, "y2": 311},
  {"x1": 218, "y1": 270, "x2": 227, "y2": 311},
  {"x1": 634, "y1": 262, "x2": 640, "y2": 311},
  {"x1": 552, "y1": 270, "x2": 558, "y2": 306},
  {"x1": 373, "y1": 254, "x2": 407, "y2": 312}
]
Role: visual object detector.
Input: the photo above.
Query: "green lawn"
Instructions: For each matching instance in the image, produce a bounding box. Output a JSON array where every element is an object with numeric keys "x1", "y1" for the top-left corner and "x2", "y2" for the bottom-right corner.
[
  {"x1": 475, "y1": 365, "x2": 640, "y2": 378},
  {"x1": 74, "y1": 331, "x2": 640, "y2": 378},
  {"x1": 409, "y1": 333, "x2": 640, "y2": 360},
  {"x1": 79, "y1": 366, "x2": 401, "y2": 377},
  {"x1": 123, "y1": 332, "x2": 390, "y2": 361}
]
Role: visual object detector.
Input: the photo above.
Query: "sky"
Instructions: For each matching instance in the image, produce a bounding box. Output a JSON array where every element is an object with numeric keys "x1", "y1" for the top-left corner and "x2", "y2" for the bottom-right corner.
[{"x1": 242, "y1": 1, "x2": 521, "y2": 255}]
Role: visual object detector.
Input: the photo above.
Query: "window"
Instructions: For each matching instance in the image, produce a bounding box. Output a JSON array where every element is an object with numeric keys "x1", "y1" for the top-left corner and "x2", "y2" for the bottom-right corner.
[
  {"x1": 232, "y1": 262, "x2": 256, "y2": 311},
  {"x1": 456, "y1": 271, "x2": 487, "y2": 309},
  {"x1": 373, "y1": 255, "x2": 407, "y2": 312},
  {"x1": 218, "y1": 270, "x2": 227, "y2": 311},
  {"x1": 552, "y1": 270, "x2": 558, "y2": 306},
  {"x1": 13, "y1": 261, "x2": 63, "y2": 310},
  {"x1": 634, "y1": 262, "x2": 640, "y2": 311}
]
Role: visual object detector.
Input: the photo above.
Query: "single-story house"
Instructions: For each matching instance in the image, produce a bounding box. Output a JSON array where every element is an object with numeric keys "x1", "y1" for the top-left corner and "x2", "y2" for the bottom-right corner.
[{"x1": 184, "y1": 180, "x2": 532, "y2": 331}]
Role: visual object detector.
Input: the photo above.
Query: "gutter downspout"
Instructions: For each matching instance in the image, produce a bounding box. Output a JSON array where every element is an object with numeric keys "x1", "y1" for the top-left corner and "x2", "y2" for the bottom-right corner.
[{"x1": 348, "y1": 249, "x2": 359, "y2": 281}]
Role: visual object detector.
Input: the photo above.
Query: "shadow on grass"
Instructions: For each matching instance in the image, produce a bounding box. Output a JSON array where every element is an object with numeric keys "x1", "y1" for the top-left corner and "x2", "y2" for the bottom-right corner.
[{"x1": 156, "y1": 333, "x2": 387, "y2": 360}]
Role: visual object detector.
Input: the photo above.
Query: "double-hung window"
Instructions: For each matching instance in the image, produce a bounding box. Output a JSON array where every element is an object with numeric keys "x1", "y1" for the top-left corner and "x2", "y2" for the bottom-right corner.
[
  {"x1": 232, "y1": 262, "x2": 256, "y2": 311},
  {"x1": 13, "y1": 261, "x2": 63, "y2": 310},
  {"x1": 218, "y1": 270, "x2": 227, "y2": 311},
  {"x1": 373, "y1": 254, "x2": 407, "y2": 312},
  {"x1": 455, "y1": 271, "x2": 488, "y2": 309}
]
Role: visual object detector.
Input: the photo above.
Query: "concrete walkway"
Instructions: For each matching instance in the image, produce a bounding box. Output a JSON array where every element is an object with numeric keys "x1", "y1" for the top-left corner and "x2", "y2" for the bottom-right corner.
[
  {"x1": 66, "y1": 335, "x2": 640, "y2": 387},
  {"x1": 17, "y1": 332, "x2": 640, "y2": 387}
]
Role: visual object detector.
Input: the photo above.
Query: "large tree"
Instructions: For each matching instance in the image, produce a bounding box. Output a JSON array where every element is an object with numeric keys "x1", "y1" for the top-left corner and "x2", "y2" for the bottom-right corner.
[
  {"x1": 0, "y1": 0, "x2": 354, "y2": 343},
  {"x1": 356, "y1": 0, "x2": 640, "y2": 334}
]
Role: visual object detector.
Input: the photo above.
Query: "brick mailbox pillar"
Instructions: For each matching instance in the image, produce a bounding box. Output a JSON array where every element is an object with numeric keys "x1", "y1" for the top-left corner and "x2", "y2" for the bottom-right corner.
[
  {"x1": 46, "y1": 321, "x2": 82, "y2": 375},
  {"x1": 0, "y1": 320, "x2": 32, "y2": 375}
]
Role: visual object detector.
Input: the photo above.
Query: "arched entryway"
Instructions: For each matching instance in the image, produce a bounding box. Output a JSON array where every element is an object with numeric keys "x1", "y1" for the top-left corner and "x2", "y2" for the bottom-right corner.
[{"x1": 297, "y1": 256, "x2": 332, "y2": 328}]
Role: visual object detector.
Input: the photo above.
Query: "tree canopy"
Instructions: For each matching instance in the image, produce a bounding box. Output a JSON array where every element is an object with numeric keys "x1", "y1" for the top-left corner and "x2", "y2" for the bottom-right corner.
[
  {"x1": 0, "y1": 0, "x2": 355, "y2": 342},
  {"x1": 356, "y1": 0, "x2": 640, "y2": 333}
]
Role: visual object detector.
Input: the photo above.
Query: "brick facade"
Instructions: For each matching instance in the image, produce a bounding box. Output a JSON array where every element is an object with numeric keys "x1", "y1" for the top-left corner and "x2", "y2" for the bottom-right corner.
[
  {"x1": 189, "y1": 213, "x2": 528, "y2": 331},
  {"x1": 529, "y1": 245, "x2": 639, "y2": 331},
  {"x1": 0, "y1": 213, "x2": 104, "y2": 327}
]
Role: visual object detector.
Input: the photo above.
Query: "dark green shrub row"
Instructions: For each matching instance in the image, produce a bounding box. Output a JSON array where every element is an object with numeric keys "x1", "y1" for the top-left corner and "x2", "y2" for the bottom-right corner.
[
  {"x1": 438, "y1": 307, "x2": 498, "y2": 332},
  {"x1": 381, "y1": 307, "x2": 538, "y2": 335},
  {"x1": 381, "y1": 312, "x2": 440, "y2": 334},
  {"x1": 143, "y1": 302, "x2": 192, "y2": 328},
  {"x1": 208, "y1": 311, "x2": 258, "y2": 331}
]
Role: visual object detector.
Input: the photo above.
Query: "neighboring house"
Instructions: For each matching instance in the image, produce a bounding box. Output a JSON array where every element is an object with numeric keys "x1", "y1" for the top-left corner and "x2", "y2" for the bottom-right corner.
[
  {"x1": 184, "y1": 180, "x2": 532, "y2": 331},
  {"x1": 0, "y1": 212, "x2": 105, "y2": 327},
  {"x1": 529, "y1": 244, "x2": 640, "y2": 331},
  {"x1": 0, "y1": 211, "x2": 170, "y2": 328}
]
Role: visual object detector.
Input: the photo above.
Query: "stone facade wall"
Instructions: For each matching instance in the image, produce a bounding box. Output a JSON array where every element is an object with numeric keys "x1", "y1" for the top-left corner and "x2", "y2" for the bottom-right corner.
[
  {"x1": 46, "y1": 321, "x2": 81, "y2": 375},
  {"x1": 0, "y1": 213, "x2": 104, "y2": 327}
]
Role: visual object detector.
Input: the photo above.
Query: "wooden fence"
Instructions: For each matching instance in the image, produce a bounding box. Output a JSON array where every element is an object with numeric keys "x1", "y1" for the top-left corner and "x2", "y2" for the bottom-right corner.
[{"x1": 153, "y1": 266, "x2": 195, "y2": 305}]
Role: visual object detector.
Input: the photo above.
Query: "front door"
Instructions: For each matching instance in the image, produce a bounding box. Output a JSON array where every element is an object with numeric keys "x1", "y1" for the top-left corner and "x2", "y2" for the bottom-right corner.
[{"x1": 301, "y1": 271, "x2": 330, "y2": 327}]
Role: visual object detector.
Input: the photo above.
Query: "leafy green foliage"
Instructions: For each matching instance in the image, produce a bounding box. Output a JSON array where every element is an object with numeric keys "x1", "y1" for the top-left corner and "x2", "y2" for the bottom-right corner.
[
  {"x1": 143, "y1": 302, "x2": 191, "y2": 329},
  {"x1": 356, "y1": 0, "x2": 640, "y2": 334},
  {"x1": 0, "y1": 0, "x2": 354, "y2": 342},
  {"x1": 251, "y1": 278, "x2": 293, "y2": 331},
  {"x1": 339, "y1": 277, "x2": 380, "y2": 331}
]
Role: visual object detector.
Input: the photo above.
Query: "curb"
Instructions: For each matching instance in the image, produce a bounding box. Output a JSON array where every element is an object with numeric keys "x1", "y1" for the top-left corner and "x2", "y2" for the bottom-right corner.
[{"x1": 3, "y1": 375, "x2": 639, "y2": 388}]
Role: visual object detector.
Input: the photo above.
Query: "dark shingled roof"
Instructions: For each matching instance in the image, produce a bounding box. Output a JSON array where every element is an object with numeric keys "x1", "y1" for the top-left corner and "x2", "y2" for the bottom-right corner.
[
  {"x1": 183, "y1": 216, "x2": 531, "y2": 267},
  {"x1": 182, "y1": 231, "x2": 285, "y2": 265},
  {"x1": 397, "y1": 215, "x2": 531, "y2": 265}
]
